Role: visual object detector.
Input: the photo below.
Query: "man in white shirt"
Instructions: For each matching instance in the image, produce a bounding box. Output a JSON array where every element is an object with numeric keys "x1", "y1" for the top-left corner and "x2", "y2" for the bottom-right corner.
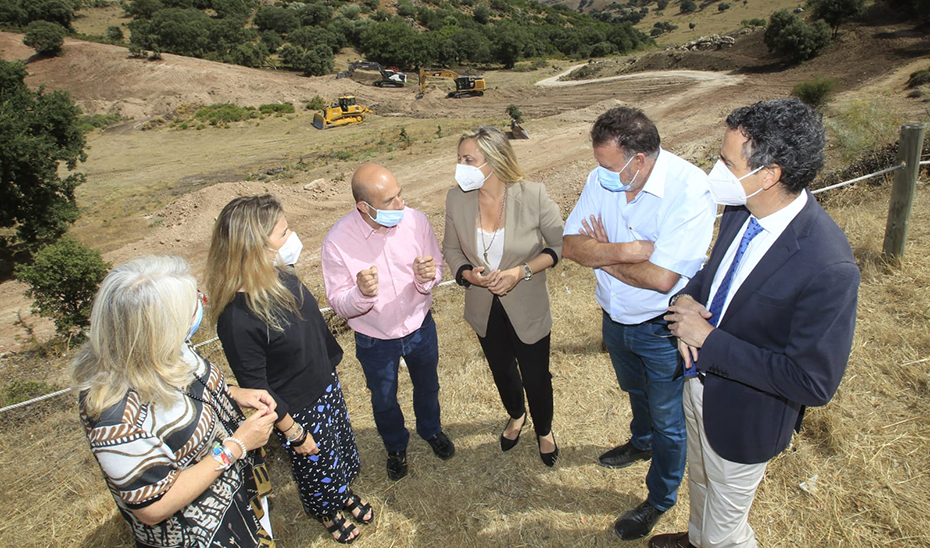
[
  {"x1": 563, "y1": 107, "x2": 716, "y2": 540},
  {"x1": 653, "y1": 99, "x2": 860, "y2": 548}
]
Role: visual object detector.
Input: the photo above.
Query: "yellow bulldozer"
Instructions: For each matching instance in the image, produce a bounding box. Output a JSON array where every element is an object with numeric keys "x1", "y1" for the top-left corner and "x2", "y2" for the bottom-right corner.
[
  {"x1": 417, "y1": 68, "x2": 486, "y2": 99},
  {"x1": 312, "y1": 96, "x2": 373, "y2": 129}
]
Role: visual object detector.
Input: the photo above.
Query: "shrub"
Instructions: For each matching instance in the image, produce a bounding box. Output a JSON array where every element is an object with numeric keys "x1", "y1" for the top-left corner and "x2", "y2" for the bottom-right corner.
[
  {"x1": 791, "y1": 75, "x2": 837, "y2": 108},
  {"x1": 23, "y1": 20, "x2": 66, "y2": 56},
  {"x1": 106, "y1": 25, "x2": 124, "y2": 42},
  {"x1": 506, "y1": 104, "x2": 523, "y2": 123},
  {"x1": 680, "y1": 0, "x2": 697, "y2": 13},
  {"x1": 14, "y1": 237, "x2": 110, "y2": 337},
  {"x1": 764, "y1": 9, "x2": 831, "y2": 63},
  {"x1": 259, "y1": 102, "x2": 295, "y2": 115},
  {"x1": 473, "y1": 3, "x2": 490, "y2": 23},
  {"x1": 307, "y1": 96, "x2": 326, "y2": 110},
  {"x1": 826, "y1": 99, "x2": 905, "y2": 162},
  {"x1": 2, "y1": 380, "x2": 59, "y2": 407},
  {"x1": 907, "y1": 68, "x2": 930, "y2": 88},
  {"x1": 741, "y1": 17, "x2": 766, "y2": 26},
  {"x1": 718, "y1": 2, "x2": 730, "y2": 10},
  {"x1": 260, "y1": 30, "x2": 283, "y2": 53},
  {"x1": 193, "y1": 103, "x2": 258, "y2": 125}
]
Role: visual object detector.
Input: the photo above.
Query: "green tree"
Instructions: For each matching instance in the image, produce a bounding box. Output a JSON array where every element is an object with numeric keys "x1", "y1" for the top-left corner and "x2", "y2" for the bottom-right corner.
[
  {"x1": 253, "y1": 5, "x2": 299, "y2": 34},
  {"x1": 807, "y1": 0, "x2": 865, "y2": 37},
  {"x1": 0, "y1": 60, "x2": 86, "y2": 243},
  {"x1": 106, "y1": 25, "x2": 124, "y2": 42},
  {"x1": 764, "y1": 9, "x2": 831, "y2": 62},
  {"x1": 0, "y1": 0, "x2": 27, "y2": 25},
  {"x1": 23, "y1": 20, "x2": 66, "y2": 56},
  {"x1": 126, "y1": 0, "x2": 163, "y2": 19},
  {"x1": 680, "y1": 0, "x2": 697, "y2": 13},
  {"x1": 473, "y1": 3, "x2": 490, "y2": 23},
  {"x1": 14, "y1": 237, "x2": 110, "y2": 337},
  {"x1": 279, "y1": 43, "x2": 333, "y2": 76},
  {"x1": 26, "y1": 0, "x2": 75, "y2": 29}
]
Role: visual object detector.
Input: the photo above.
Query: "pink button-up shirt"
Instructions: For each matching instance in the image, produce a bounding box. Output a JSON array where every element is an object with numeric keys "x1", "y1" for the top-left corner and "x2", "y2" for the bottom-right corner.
[{"x1": 321, "y1": 207, "x2": 445, "y2": 340}]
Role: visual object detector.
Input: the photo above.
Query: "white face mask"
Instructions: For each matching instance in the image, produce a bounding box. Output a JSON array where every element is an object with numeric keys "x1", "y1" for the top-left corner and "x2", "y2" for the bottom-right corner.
[
  {"x1": 455, "y1": 163, "x2": 491, "y2": 192},
  {"x1": 275, "y1": 231, "x2": 303, "y2": 266},
  {"x1": 707, "y1": 160, "x2": 764, "y2": 206}
]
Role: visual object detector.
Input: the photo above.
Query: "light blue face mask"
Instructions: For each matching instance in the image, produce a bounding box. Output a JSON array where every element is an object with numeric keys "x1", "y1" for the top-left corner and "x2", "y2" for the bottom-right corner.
[
  {"x1": 187, "y1": 298, "x2": 203, "y2": 341},
  {"x1": 364, "y1": 202, "x2": 405, "y2": 228},
  {"x1": 597, "y1": 154, "x2": 638, "y2": 192}
]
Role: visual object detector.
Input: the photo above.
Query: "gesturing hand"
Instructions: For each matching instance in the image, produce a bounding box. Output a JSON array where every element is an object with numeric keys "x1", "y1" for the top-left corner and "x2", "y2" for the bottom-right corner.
[
  {"x1": 414, "y1": 256, "x2": 436, "y2": 284},
  {"x1": 356, "y1": 266, "x2": 378, "y2": 297}
]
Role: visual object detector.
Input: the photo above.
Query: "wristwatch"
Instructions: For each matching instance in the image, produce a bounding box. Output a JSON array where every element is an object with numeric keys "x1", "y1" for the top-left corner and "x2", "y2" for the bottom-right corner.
[
  {"x1": 522, "y1": 263, "x2": 533, "y2": 281},
  {"x1": 668, "y1": 293, "x2": 685, "y2": 307}
]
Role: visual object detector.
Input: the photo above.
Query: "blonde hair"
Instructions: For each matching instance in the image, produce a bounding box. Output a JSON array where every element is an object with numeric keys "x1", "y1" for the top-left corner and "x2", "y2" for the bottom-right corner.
[
  {"x1": 71, "y1": 255, "x2": 197, "y2": 419},
  {"x1": 205, "y1": 194, "x2": 299, "y2": 332},
  {"x1": 459, "y1": 126, "x2": 525, "y2": 184}
]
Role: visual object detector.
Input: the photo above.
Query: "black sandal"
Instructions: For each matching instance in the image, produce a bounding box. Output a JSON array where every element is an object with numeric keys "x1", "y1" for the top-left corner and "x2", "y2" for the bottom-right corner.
[
  {"x1": 318, "y1": 513, "x2": 358, "y2": 544},
  {"x1": 344, "y1": 492, "x2": 374, "y2": 524}
]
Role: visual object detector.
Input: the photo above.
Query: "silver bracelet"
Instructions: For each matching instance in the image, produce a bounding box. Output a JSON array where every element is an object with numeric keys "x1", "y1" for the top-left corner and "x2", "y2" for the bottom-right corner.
[
  {"x1": 286, "y1": 423, "x2": 305, "y2": 442},
  {"x1": 225, "y1": 436, "x2": 248, "y2": 460}
]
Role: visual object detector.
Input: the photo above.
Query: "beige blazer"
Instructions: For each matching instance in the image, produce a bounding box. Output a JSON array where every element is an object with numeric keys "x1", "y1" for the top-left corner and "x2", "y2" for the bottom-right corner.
[{"x1": 442, "y1": 181, "x2": 564, "y2": 344}]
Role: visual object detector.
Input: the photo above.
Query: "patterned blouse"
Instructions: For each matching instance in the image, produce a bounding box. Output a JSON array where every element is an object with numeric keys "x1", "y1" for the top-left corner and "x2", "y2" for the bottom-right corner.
[{"x1": 80, "y1": 347, "x2": 274, "y2": 548}]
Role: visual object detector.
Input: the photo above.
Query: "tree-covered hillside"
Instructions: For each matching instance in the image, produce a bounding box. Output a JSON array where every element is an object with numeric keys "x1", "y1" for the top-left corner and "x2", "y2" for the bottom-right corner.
[{"x1": 12, "y1": 0, "x2": 651, "y2": 74}]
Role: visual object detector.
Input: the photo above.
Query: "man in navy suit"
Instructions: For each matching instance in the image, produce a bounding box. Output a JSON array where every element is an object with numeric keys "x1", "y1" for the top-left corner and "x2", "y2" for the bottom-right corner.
[{"x1": 650, "y1": 99, "x2": 860, "y2": 548}]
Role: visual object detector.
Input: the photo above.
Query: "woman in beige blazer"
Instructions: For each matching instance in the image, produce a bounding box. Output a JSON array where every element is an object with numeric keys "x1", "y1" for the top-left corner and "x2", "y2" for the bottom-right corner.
[{"x1": 442, "y1": 126, "x2": 564, "y2": 467}]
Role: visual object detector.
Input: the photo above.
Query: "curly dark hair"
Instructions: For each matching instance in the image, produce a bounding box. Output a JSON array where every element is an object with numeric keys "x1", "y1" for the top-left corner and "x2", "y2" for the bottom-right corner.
[
  {"x1": 725, "y1": 99, "x2": 825, "y2": 194},
  {"x1": 591, "y1": 107, "x2": 660, "y2": 157}
]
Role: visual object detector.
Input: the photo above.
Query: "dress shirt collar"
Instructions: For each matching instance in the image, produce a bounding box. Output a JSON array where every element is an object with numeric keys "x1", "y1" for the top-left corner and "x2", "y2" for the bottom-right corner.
[
  {"x1": 754, "y1": 190, "x2": 808, "y2": 235},
  {"x1": 636, "y1": 148, "x2": 667, "y2": 200},
  {"x1": 351, "y1": 207, "x2": 404, "y2": 239}
]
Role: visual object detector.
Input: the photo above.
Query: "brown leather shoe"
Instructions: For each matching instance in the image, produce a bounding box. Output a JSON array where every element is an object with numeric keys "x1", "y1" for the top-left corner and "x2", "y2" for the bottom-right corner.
[{"x1": 648, "y1": 532, "x2": 694, "y2": 548}]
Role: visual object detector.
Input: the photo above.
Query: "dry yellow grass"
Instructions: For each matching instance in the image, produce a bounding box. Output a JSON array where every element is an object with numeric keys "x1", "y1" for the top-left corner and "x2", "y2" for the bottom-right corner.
[{"x1": 1, "y1": 174, "x2": 928, "y2": 546}]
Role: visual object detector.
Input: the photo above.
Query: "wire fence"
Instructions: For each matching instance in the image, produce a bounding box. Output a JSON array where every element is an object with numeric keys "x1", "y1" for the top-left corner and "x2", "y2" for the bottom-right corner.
[{"x1": 2, "y1": 157, "x2": 928, "y2": 415}]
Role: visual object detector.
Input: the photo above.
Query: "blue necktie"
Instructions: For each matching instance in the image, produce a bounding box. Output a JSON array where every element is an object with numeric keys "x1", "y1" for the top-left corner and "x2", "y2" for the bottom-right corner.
[{"x1": 685, "y1": 217, "x2": 763, "y2": 377}]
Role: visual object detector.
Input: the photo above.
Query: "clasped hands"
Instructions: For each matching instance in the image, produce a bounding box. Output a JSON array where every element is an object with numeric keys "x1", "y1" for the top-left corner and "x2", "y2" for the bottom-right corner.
[
  {"x1": 463, "y1": 266, "x2": 520, "y2": 296},
  {"x1": 664, "y1": 295, "x2": 715, "y2": 372},
  {"x1": 356, "y1": 256, "x2": 437, "y2": 297}
]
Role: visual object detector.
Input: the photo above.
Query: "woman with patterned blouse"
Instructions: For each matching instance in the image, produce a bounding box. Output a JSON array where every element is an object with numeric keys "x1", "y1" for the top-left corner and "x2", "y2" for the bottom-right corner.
[{"x1": 73, "y1": 255, "x2": 278, "y2": 548}]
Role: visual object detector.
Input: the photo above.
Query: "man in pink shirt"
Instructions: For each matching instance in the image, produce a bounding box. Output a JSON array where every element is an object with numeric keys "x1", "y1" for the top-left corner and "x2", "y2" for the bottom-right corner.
[{"x1": 322, "y1": 163, "x2": 454, "y2": 481}]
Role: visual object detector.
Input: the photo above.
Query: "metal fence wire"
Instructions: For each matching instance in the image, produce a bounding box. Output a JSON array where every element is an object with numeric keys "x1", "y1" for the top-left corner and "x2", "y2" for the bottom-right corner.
[{"x1": 1, "y1": 159, "x2": 927, "y2": 414}]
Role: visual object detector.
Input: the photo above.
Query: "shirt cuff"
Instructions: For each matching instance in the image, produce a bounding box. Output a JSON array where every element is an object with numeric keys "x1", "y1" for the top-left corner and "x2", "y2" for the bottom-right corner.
[
  {"x1": 541, "y1": 248, "x2": 559, "y2": 268},
  {"x1": 455, "y1": 264, "x2": 473, "y2": 288}
]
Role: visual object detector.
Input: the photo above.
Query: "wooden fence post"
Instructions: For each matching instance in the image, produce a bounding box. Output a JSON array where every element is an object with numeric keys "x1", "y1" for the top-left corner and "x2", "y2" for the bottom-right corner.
[{"x1": 882, "y1": 122, "x2": 927, "y2": 262}]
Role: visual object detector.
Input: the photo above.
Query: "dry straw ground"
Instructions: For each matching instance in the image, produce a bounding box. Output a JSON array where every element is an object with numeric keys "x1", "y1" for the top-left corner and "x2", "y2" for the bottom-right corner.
[{"x1": 1, "y1": 174, "x2": 928, "y2": 547}]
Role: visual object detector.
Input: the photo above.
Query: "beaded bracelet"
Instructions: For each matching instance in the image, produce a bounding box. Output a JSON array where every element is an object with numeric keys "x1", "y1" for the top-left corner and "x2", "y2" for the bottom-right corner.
[
  {"x1": 225, "y1": 436, "x2": 247, "y2": 459},
  {"x1": 291, "y1": 430, "x2": 309, "y2": 447},
  {"x1": 286, "y1": 423, "x2": 305, "y2": 443},
  {"x1": 211, "y1": 441, "x2": 236, "y2": 471}
]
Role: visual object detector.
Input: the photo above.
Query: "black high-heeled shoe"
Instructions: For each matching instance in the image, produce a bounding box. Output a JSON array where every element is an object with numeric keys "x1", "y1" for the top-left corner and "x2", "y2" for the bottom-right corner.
[
  {"x1": 537, "y1": 432, "x2": 559, "y2": 467},
  {"x1": 499, "y1": 413, "x2": 526, "y2": 452}
]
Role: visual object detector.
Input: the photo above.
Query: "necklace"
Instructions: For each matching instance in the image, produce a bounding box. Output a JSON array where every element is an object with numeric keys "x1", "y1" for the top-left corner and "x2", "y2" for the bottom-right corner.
[
  {"x1": 478, "y1": 192, "x2": 506, "y2": 266},
  {"x1": 177, "y1": 354, "x2": 244, "y2": 437}
]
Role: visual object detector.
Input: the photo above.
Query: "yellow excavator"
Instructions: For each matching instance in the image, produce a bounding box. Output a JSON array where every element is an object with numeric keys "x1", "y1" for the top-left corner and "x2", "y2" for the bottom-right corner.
[
  {"x1": 417, "y1": 68, "x2": 486, "y2": 99},
  {"x1": 312, "y1": 96, "x2": 373, "y2": 129}
]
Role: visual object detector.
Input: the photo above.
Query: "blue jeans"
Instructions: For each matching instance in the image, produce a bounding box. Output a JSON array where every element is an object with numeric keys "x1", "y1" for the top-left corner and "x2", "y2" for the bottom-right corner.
[
  {"x1": 355, "y1": 312, "x2": 442, "y2": 453},
  {"x1": 602, "y1": 310, "x2": 686, "y2": 512}
]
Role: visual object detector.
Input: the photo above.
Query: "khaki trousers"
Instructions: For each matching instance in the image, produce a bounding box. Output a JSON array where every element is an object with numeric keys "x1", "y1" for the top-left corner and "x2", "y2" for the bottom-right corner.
[{"x1": 684, "y1": 378, "x2": 768, "y2": 548}]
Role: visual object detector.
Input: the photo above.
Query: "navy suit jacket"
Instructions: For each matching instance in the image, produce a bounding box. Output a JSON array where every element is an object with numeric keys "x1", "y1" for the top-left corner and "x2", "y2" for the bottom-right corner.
[{"x1": 680, "y1": 192, "x2": 860, "y2": 464}]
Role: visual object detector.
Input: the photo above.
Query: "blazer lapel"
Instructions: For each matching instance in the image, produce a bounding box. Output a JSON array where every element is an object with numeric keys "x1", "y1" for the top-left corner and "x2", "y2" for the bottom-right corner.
[
  {"x1": 717, "y1": 195, "x2": 817, "y2": 328},
  {"x1": 498, "y1": 182, "x2": 522, "y2": 270},
  {"x1": 461, "y1": 190, "x2": 480, "y2": 267},
  {"x1": 699, "y1": 207, "x2": 749, "y2": 304}
]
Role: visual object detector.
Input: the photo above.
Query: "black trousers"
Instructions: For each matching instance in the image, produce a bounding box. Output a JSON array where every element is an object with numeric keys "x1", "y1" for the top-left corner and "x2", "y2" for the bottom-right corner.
[{"x1": 477, "y1": 296, "x2": 553, "y2": 437}]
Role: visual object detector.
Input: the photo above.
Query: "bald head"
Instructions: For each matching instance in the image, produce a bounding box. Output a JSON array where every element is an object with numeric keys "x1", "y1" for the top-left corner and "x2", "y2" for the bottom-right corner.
[{"x1": 352, "y1": 163, "x2": 397, "y2": 205}]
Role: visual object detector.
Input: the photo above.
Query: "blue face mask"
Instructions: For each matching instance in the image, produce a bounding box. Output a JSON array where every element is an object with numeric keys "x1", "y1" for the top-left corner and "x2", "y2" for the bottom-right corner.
[
  {"x1": 597, "y1": 154, "x2": 638, "y2": 192},
  {"x1": 187, "y1": 298, "x2": 203, "y2": 341},
  {"x1": 364, "y1": 202, "x2": 405, "y2": 228}
]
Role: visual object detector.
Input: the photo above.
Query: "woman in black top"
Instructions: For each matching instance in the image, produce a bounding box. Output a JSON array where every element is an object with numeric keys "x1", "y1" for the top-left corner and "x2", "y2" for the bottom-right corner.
[{"x1": 207, "y1": 195, "x2": 373, "y2": 545}]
